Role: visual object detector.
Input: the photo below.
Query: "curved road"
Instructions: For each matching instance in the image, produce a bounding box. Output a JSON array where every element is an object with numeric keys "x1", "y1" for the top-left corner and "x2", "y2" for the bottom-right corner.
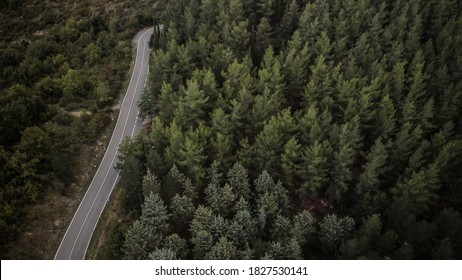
[{"x1": 55, "y1": 28, "x2": 153, "y2": 260}]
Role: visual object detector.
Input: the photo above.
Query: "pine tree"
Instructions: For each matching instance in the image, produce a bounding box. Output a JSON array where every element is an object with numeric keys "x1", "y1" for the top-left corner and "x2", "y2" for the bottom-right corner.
[
  {"x1": 227, "y1": 162, "x2": 251, "y2": 201},
  {"x1": 178, "y1": 127, "x2": 208, "y2": 184},
  {"x1": 140, "y1": 192, "x2": 170, "y2": 232},
  {"x1": 256, "y1": 0, "x2": 274, "y2": 20},
  {"x1": 253, "y1": 17, "x2": 273, "y2": 64},
  {"x1": 157, "y1": 82, "x2": 177, "y2": 124},
  {"x1": 376, "y1": 94, "x2": 397, "y2": 141},
  {"x1": 211, "y1": 108, "x2": 233, "y2": 137},
  {"x1": 314, "y1": 31, "x2": 333, "y2": 59},
  {"x1": 263, "y1": 239, "x2": 301, "y2": 260},
  {"x1": 282, "y1": 31, "x2": 311, "y2": 104},
  {"x1": 270, "y1": 214, "x2": 291, "y2": 241},
  {"x1": 170, "y1": 194, "x2": 195, "y2": 229},
  {"x1": 276, "y1": 0, "x2": 299, "y2": 45},
  {"x1": 254, "y1": 170, "x2": 276, "y2": 195},
  {"x1": 224, "y1": 20, "x2": 250, "y2": 58},
  {"x1": 206, "y1": 237, "x2": 238, "y2": 259},
  {"x1": 357, "y1": 137, "x2": 389, "y2": 193},
  {"x1": 227, "y1": 210, "x2": 257, "y2": 248},
  {"x1": 199, "y1": 0, "x2": 218, "y2": 29},
  {"x1": 149, "y1": 248, "x2": 177, "y2": 260},
  {"x1": 142, "y1": 169, "x2": 160, "y2": 198},
  {"x1": 174, "y1": 79, "x2": 209, "y2": 129},
  {"x1": 184, "y1": 0, "x2": 199, "y2": 39},
  {"x1": 330, "y1": 115, "x2": 362, "y2": 200},
  {"x1": 211, "y1": 133, "x2": 233, "y2": 168},
  {"x1": 163, "y1": 234, "x2": 189, "y2": 259},
  {"x1": 298, "y1": 141, "x2": 332, "y2": 198},
  {"x1": 292, "y1": 210, "x2": 315, "y2": 245},
  {"x1": 163, "y1": 121, "x2": 184, "y2": 172},
  {"x1": 254, "y1": 109, "x2": 296, "y2": 171},
  {"x1": 191, "y1": 230, "x2": 213, "y2": 259},
  {"x1": 208, "y1": 183, "x2": 236, "y2": 217},
  {"x1": 228, "y1": 0, "x2": 245, "y2": 23},
  {"x1": 257, "y1": 46, "x2": 284, "y2": 99},
  {"x1": 123, "y1": 220, "x2": 158, "y2": 260},
  {"x1": 222, "y1": 58, "x2": 254, "y2": 96},
  {"x1": 209, "y1": 215, "x2": 229, "y2": 241},
  {"x1": 251, "y1": 89, "x2": 282, "y2": 132},
  {"x1": 298, "y1": 3, "x2": 321, "y2": 46},
  {"x1": 319, "y1": 214, "x2": 355, "y2": 249},
  {"x1": 304, "y1": 55, "x2": 328, "y2": 104},
  {"x1": 387, "y1": 123, "x2": 423, "y2": 181},
  {"x1": 116, "y1": 137, "x2": 144, "y2": 211},
  {"x1": 231, "y1": 86, "x2": 254, "y2": 136},
  {"x1": 190, "y1": 205, "x2": 213, "y2": 234},
  {"x1": 339, "y1": 214, "x2": 384, "y2": 259},
  {"x1": 281, "y1": 137, "x2": 302, "y2": 191}
]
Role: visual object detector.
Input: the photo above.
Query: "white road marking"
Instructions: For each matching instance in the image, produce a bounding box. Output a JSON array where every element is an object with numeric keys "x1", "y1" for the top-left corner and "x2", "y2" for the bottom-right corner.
[{"x1": 54, "y1": 28, "x2": 153, "y2": 260}]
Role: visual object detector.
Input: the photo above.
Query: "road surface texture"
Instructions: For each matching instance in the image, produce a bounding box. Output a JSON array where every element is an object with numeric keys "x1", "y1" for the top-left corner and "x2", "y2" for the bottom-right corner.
[{"x1": 55, "y1": 28, "x2": 153, "y2": 260}]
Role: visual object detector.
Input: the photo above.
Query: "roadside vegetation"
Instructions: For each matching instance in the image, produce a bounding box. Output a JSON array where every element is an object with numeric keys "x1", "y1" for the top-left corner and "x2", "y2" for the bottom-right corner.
[{"x1": 0, "y1": 0, "x2": 161, "y2": 259}]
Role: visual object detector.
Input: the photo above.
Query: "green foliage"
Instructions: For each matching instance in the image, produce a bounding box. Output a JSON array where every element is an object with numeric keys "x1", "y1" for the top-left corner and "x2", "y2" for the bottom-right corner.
[
  {"x1": 339, "y1": 214, "x2": 398, "y2": 259},
  {"x1": 227, "y1": 162, "x2": 251, "y2": 200},
  {"x1": 142, "y1": 169, "x2": 161, "y2": 198},
  {"x1": 263, "y1": 239, "x2": 301, "y2": 260},
  {"x1": 320, "y1": 214, "x2": 355, "y2": 249},
  {"x1": 60, "y1": 69, "x2": 94, "y2": 105},
  {"x1": 292, "y1": 210, "x2": 315, "y2": 245},
  {"x1": 149, "y1": 248, "x2": 177, "y2": 260},
  {"x1": 123, "y1": 193, "x2": 169, "y2": 260},
  {"x1": 123, "y1": 220, "x2": 155, "y2": 260},
  {"x1": 174, "y1": 79, "x2": 209, "y2": 129},
  {"x1": 191, "y1": 230, "x2": 213, "y2": 259},
  {"x1": 140, "y1": 192, "x2": 170, "y2": 232},
  {"x1": 0, "y1": 0, "x2": 158, "y2": 258},
  {"x1": 124, "y1": 0, "x2": 462, "y2": 260},
  {"x1": 10, "y1": 126, "x2": 53, "y2": 202},
  {"x1": 0, "y1": 85, "x2": 45, "y2": 145},
  {"x1": 357, "y1": 138, "x2": 389, "y2": 193},
  {"x1": 170, "y1": 194, "x2": 195, "y2": 229},
  {"x1": 206, "y1": 237, "x2": 238, "y2": 260},
  {"x1": 117, "y1": 137, "x2": 145, "y2": 213},
  {"x1": 298, "y1": 140, "x2": 332, "y2": 199},
  {"x1": 163, "y1": 233, "x2": 189, "y2": 259}
]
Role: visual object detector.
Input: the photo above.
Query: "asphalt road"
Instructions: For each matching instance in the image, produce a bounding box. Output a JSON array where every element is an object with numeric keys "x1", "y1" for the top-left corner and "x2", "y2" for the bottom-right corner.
[{"x1": 55, "y1": 28, "x2": 153, "y2": 260}]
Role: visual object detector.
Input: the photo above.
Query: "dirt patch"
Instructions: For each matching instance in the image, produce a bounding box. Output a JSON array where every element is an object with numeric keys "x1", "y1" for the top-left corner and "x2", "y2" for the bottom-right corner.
[{"x1": 69, "y1": 110, "x2": 91, "y2": 118}]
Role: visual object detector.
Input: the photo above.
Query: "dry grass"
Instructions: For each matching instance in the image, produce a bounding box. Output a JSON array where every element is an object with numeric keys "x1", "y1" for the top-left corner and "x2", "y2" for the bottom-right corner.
[{"x1": 85, "y1": 184, "x2": 129, "y2": 260}]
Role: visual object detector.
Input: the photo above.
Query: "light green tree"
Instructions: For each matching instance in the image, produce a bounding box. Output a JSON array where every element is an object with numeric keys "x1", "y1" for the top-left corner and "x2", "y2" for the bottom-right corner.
[{"x1": 206, "y1": 237, "x2": 238, "y2": 260}]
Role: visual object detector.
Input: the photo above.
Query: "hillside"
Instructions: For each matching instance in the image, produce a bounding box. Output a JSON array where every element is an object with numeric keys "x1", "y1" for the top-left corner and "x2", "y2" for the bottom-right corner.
[{"x1": 0, "y1": 0, "x2": 160, "y2": 259}]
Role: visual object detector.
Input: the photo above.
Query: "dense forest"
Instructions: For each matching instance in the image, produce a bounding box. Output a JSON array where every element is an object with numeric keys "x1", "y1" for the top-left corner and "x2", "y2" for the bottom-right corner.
[
  {"x1": 116, "y1": 0, "x2": 462, "y2": 259},
  {"x1": 0, "y1": 0, "x2": 157, "y2": 258}
]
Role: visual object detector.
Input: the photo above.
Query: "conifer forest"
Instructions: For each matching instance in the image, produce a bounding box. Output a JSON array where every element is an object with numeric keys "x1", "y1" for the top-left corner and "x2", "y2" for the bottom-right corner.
[
  {"x1": 2, "y1": 0, "x2": 462, "y2": 260},
  {"x1": 120, "y1": 0, "x2": 462, "y2": 260}
]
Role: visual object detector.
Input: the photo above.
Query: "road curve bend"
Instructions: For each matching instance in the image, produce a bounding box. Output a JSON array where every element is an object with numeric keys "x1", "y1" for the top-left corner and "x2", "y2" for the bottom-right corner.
[{"x1": 55, "y1": 28, "x2": 153, "y2": 260}]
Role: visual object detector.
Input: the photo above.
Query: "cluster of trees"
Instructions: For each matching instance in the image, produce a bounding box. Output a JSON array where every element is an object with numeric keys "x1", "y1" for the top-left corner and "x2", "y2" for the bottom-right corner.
[
  {"x1": 0, "y1": 0, "x2": 156, "y2": 258},
  {"x1": 120, "y1": 0, "x2": 462, "y2": 259}
]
